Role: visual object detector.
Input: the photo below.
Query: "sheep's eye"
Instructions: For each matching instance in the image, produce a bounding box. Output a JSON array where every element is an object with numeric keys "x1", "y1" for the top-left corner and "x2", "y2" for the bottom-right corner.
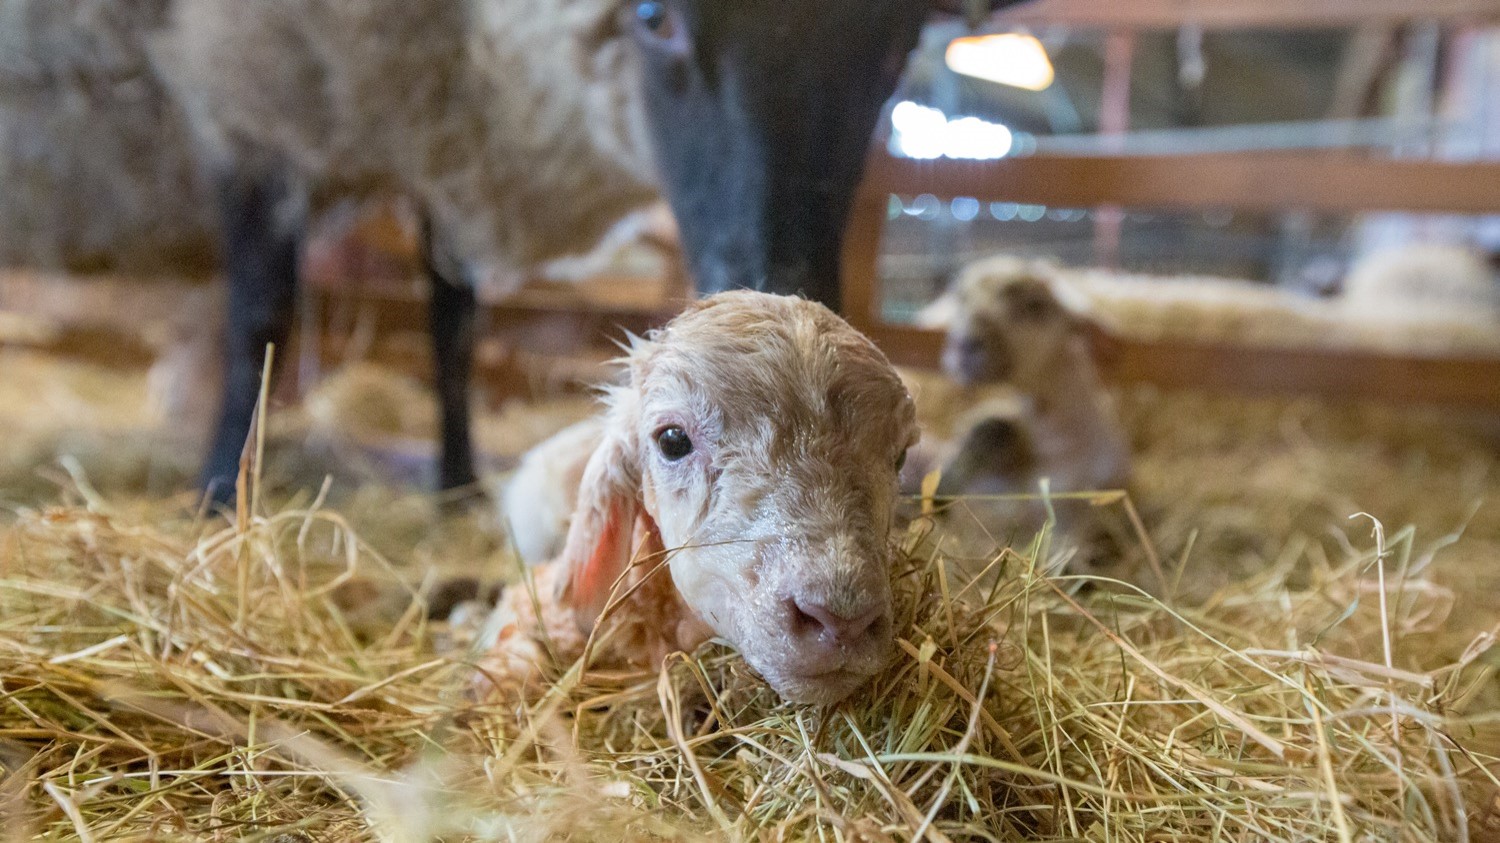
[
  {"x1": 895, "y1": 450, "x2": 908, "y2": 472},
  {"x1": 1005, "y1": 283, "x2": 1056, "y2": 322},
  {"x1": 633, "y1": 1, "x2": 674, "y2": 38},
  {"x1": 655, "y1": 426, "x2": 694, "y2": 461}
]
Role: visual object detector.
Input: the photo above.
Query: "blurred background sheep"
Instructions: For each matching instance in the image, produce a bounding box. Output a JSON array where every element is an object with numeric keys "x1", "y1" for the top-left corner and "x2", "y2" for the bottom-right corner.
[
  {"x1": 0, "y1": 0, "x2": 213, "y2": 275},
  {"x1": 909, "y1": 257, "x2": 1136, "y2": 578},
  {"x1": 1340, "y1": 243, "x2": 1498, "y2": 317}
]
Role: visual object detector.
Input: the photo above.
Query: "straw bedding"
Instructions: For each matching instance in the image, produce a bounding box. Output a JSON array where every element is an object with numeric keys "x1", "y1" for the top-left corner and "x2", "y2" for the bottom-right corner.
[{"x1": 1, "y1": 354, "x2": 1498, "y2": 841}]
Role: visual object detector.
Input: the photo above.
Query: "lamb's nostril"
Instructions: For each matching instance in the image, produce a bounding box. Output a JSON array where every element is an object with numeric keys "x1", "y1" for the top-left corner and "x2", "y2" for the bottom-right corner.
[
  {"x1": 789, "y1": 599, "x2": 822, "y2": 638},
  {"x1": 792, "y1": 599, "x2": 885, "y2": 645}
]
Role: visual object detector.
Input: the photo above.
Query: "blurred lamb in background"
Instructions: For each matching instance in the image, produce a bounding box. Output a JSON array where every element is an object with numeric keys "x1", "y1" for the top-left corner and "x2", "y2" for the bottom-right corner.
[{"x1": 910, "y1": 256, "x2": 1134, "y2": 575}]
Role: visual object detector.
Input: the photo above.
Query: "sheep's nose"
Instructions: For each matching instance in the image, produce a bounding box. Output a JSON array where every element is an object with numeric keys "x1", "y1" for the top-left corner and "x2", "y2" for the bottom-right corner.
[
  {"x1": 792, "y1": 599, "x2": 886, "y2": 646},
  {"x1": 943, "y1": 336, "x2": 987, "y2": 384},
  {"x1": 954, "y1": 336, "x2": 984, "y2": 358}
]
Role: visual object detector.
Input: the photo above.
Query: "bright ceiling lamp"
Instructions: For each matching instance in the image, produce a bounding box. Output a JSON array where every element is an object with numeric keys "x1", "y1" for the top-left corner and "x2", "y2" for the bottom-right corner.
[{"x1": 945, "y1": 33, "x2": 1055, "y2": 92}]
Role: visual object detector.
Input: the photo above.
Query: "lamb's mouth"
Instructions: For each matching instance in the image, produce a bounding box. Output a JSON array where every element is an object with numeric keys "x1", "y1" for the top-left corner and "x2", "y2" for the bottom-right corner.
[{"x1": 791, "y1": 666, "x2": 853, "y2": 680}]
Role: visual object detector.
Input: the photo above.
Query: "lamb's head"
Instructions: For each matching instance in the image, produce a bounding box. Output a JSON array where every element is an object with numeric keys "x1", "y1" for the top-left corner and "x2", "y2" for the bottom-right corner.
[
  {"x1": 620, "y1": 0, "x2": 1032, "y2": 308},
  {"x1": 560, "y1": 291, "x2": 918, "y2": 705},
  {"x1": 925, "y1": 257, "x2": 1089, "y2": 389}
]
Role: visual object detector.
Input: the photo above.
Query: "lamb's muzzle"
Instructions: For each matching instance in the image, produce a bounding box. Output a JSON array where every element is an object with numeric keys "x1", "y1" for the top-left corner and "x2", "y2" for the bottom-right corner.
[{"x1": 482, "y1": 290, "x2": 919, "y2": 706}]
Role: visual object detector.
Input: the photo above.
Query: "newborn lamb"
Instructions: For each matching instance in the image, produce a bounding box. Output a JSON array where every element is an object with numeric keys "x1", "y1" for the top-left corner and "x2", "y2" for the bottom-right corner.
[
  {"x1": 480, "y1": 291, "x2": 919, "y2": 706},
  {"x1": 929, "y1": 257, "x2": 1130, "y2": 493},
  {"x1": 501, "y1": 416, "x2": 606, "y2": 566},
  {"x1": 915, "y1": 257, "x2": 1133, "y2": 570}
]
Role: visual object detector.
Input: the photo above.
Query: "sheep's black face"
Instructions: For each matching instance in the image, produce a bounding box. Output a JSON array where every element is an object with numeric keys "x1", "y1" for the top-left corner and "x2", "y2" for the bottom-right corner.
[
  {"x1": 625, "y1": 1, "x2": 1035, "y2": 310},
  {"x1": 625, "y1": 0, "x2": 930, "y2": 311}
]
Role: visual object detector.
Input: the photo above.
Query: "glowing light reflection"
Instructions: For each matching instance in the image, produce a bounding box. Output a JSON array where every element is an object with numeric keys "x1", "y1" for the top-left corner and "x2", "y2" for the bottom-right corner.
[{"x1": 890, "y1": 101, "x2": 1013, "y2": 161}]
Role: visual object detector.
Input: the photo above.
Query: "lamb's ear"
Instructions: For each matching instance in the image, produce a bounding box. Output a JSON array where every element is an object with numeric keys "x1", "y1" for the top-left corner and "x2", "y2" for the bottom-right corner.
[
  {"x1": 556, "y1": 401, "x2": 650, "y2": 628},
  {"x1": 1073, "y1": 308, "x2": 1126, "y2": 367},
  {"x1": 1048, "y1": 276, "x2": 1121, "y2": 335},
  {"x1": 915, "y1": 290, "x2": 961, "y2": 330}
]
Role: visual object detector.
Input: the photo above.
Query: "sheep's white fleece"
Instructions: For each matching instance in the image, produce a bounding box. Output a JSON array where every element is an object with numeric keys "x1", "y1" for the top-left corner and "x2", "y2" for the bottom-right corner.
[
  {"x1": 0, "y1": 0, "x2": 660, "y2": 286},
  {"x1": 162, "y1": 0, "x2": 660, "y2": 291},
  {"x1": 0, "y1": 0, "x2": 216, "y2": 275}
]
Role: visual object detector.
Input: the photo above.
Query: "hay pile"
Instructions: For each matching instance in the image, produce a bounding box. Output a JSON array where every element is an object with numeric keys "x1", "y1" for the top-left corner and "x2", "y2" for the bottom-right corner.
[
  {"x1": 2, "y1": 351, "x2": 1499, "y2": 840},
  {"x1": 2, "y1": 481, "x2": 1497, "y2": 840},
  {"x1": 1121, "y1": 391, "x2": 1500, "y2": 606}
]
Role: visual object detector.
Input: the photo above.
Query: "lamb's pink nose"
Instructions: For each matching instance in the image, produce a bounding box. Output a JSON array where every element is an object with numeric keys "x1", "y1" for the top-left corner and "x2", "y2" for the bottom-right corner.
[{"x1": 792, "y1": 599, "x2": 886, "y2": 646}]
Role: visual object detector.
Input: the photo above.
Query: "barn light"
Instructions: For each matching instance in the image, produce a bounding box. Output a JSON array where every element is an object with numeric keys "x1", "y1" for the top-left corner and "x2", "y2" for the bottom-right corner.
[
  {"x1": 890, "y1": 101, "x2": 1013, "y2": 161},
  {"x1": 945, "y1": 33, "x2": 1054, "y2": 92}
]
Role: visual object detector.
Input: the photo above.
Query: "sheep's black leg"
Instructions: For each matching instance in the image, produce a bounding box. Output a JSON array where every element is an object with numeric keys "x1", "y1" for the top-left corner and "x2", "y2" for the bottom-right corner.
[
  {"x1": 420, "y1": 219, "x2": 480, "y2": 496},
  {"x1": 199, "y1": 169, "x2": 304, "y2": 504}
]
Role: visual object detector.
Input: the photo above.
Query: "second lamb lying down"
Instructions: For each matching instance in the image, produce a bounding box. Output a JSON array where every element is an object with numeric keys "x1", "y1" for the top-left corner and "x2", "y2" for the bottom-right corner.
[
  {"x1": 911, "y1": 257, "x2": 1134, "y2": 575},
  {"x1": 480, "y1": 291, "x2": 919, "y2": 706}
]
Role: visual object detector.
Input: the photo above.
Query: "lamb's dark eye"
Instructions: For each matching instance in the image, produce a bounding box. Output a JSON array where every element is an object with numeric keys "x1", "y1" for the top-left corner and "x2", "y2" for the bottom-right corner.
[
  {"x1": 896, "y1": 450, "x2": 908, "y2": 472},
  {"x1": 1014, "y1": 296, "x2": 1050, "y2": 321},
  {"x1": 655, "y1": 426, "x2": 693, "y2": 461},
  {"x1": 633, "y1": 1, "x2": 673, "y2": 36},
  {"x1": 1006, "y1": 283, "x2": 1056, "y2": 322}
]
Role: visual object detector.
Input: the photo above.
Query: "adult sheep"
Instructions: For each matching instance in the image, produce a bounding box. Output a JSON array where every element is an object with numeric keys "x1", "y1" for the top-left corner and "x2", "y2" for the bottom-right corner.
[
  {"x1": 0, "y1": 0, "x2": 216, "y2": 275},
  {"x1": 2, "y1": 0, "x2": 1031, "y2": 501}
]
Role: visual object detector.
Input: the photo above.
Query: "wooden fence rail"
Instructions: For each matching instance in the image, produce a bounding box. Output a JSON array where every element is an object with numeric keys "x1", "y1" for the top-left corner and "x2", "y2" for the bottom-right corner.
[{"x1": 841, "y1": 150, "x2": 1500, "y2": 409}]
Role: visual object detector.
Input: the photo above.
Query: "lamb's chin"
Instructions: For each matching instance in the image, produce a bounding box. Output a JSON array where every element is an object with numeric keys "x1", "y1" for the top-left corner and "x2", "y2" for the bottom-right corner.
[{"x1": 761, "y1": 666, "x2": 874, "y2": 707}]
